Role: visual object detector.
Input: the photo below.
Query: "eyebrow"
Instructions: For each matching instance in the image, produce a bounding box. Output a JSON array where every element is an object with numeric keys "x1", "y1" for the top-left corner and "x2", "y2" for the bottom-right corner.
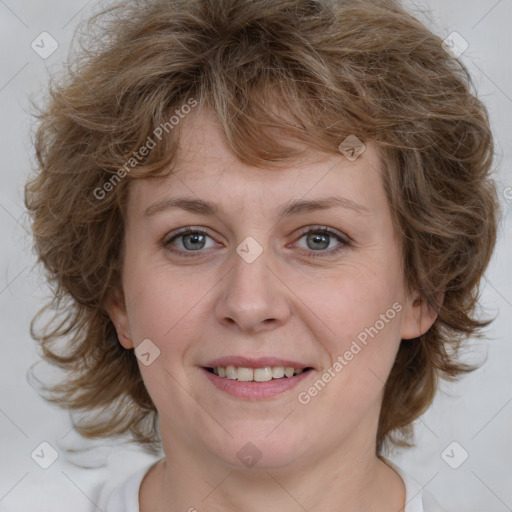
[{"x1": 143, "y1": 195, "x2": 371, "y2": 219}]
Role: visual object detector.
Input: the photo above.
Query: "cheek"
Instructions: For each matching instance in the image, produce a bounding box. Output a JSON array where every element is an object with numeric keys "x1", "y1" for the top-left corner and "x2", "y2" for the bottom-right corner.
[
  {"x1": 298, "y1": 289, "x2": 404, "y2": 432},
  {"x1": 297, "y1": 260, "x2": 405, "y2": 413},
  {"x1": 303, "y1": 260, "x2": 404, "y2": 342},
  {"x1": 122, "y1": 254, "x2": 204, "y2": 342}
]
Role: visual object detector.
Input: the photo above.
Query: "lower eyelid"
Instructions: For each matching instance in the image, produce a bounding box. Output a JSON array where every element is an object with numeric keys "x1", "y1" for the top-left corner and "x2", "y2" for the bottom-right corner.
[{"x1": 294, "y1": 231, "x2": 350, "y2": 257}]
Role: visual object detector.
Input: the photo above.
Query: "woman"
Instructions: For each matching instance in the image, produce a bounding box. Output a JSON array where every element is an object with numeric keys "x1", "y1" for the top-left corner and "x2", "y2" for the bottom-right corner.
[{"x1": 24, "y1": 0, "x2": 500, "y2": 510}]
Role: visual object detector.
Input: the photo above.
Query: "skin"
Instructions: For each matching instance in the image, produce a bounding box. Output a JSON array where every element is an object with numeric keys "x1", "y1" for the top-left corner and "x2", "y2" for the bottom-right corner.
[{"x1": 107, "y1": 107, "x2": 438, "y2": 512}]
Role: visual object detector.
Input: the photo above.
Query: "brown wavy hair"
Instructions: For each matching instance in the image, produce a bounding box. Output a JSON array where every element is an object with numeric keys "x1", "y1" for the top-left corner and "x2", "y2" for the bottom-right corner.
[{"x1": 24, "y1": 0, "x2": 500, "y2": 455}]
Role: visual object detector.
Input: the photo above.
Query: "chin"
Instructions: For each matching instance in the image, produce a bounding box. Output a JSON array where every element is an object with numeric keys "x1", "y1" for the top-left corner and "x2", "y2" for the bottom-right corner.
[{"x1": 210, "y1": 430, "x2": 309, "y2": 471}]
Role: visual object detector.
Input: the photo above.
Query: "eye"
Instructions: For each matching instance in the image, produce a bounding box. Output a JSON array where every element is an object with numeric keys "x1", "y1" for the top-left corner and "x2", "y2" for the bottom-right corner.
[
  {"x1": 163, "y1": 227, "x2": 218, "y2": 255},
  {"x1": 163, "y1": 225, "x2": 351, "y2": 258},
  {"x1": 293, "y1": 227, "x2": 350, "y2": 258}
]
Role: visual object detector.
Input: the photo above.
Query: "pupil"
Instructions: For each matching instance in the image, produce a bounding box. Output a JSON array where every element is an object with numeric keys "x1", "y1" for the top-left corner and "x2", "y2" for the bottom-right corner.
[
  {"x1": 184, "y1": 233, "x2": 205, "y2": 250},
  {"x1": 309, "y1": 232, "x2": 328, "y2": 250}
]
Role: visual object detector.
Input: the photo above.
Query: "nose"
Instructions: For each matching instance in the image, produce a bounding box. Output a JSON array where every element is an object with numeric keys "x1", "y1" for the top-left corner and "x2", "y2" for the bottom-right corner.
[{"x1": 214, "y1": 242, "x2": 292, "y2": 334}]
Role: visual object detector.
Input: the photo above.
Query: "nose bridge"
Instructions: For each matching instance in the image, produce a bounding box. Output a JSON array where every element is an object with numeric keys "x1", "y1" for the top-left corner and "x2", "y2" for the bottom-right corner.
[{"x1": 215, "y1": 235, "x2": 290, "y2": 332}]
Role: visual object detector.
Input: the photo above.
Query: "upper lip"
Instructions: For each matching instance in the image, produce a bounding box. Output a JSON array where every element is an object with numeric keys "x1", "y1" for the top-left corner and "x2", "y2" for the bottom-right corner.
[{"x1": 203, "y1": 356, "x2": 314, "y2": 370}]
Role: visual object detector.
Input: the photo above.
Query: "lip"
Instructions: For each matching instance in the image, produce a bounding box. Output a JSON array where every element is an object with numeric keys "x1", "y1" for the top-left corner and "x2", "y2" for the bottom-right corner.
[
  {"x1": 200, "y1": 365, "x2": 314, "y2": 400},
  {"x1": 203, "y1": 356, "x2": 313, "y2": 369}
]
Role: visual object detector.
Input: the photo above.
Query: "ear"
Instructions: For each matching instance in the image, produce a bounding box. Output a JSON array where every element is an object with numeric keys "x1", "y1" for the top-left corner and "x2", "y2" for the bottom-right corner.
[
  {"x1": 105, "y1": 287, "x2": 134, "y2": 349},
  {"x1": 400, "y1": 291, "x2": 443, "y2": 340}
]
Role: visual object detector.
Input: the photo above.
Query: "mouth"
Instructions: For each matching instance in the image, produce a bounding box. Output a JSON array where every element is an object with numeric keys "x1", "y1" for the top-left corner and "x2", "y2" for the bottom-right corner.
[
  {"x1": 200, "y1": 357, "x2": 315, "y2": 399},
  {"x1": 203, "y1": 365, "x2": 313, "y2": 382}
]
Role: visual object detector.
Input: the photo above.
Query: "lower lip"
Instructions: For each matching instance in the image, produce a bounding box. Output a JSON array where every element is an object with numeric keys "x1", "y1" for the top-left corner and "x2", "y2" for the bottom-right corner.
[{"x1": 201, "y1": 368, "x2": 312, "y2": 399}]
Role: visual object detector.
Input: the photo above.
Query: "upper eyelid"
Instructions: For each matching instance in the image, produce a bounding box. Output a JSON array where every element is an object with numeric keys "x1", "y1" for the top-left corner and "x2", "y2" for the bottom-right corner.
[{"x1": 295, "y1": 226, "x2": 349, "y2": 241}]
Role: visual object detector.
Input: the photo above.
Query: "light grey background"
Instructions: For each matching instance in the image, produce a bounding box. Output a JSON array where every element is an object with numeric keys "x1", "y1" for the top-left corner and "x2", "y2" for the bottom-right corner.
[{"x1": 0, "y1": 0, "x2": 511, "y2": 511}]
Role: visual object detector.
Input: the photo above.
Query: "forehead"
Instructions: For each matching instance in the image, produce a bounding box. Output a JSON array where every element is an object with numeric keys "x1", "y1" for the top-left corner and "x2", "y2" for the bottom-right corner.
[{"x1": 126, "y1": 108, "x2": 388, "y2": 221}]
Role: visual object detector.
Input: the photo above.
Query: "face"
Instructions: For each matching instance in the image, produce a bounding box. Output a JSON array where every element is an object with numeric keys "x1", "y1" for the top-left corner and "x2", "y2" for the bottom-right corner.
[{"x1": 108, "y1": 108, "x2": 435, "y2": 471}]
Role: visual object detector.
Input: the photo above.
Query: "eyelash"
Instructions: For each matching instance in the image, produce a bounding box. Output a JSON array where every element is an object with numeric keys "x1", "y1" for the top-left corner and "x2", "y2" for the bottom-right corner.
[{"x1": 163, "y1": 226, "x2": 351, "y2": 259}]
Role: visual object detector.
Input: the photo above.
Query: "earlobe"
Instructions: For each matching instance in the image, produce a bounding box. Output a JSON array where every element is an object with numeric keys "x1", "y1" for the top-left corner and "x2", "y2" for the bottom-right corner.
[
  {"x1": 400, "y1": 292, "x2": 443, "y2": 340},
  {"x1": 105, "y1": 287, "x2": 134, "y2": 349}
]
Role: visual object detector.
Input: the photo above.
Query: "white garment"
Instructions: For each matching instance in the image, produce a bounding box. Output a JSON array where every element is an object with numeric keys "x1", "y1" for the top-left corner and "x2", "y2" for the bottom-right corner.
[{"x1": 102, "y1": 457, "x2": 445, "y2": 512}]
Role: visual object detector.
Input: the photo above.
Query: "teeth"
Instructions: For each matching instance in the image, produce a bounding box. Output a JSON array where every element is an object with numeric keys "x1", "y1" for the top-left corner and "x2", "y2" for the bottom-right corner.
[
  {"x1": 211, "y1": 365, "x2": 307, "y2": 381},
  {"x1": 272, "y1": 366, "x2": 285, "y2": 378},
  {"x1": 237, "y1": 367, "x2": 254, "y2": 382},
  {"x1": 226, "y1": 365, "x2": 237, "y2": 380},
  {"x1": 254, "y1": 367, "x2": 273, "y2": 382}
]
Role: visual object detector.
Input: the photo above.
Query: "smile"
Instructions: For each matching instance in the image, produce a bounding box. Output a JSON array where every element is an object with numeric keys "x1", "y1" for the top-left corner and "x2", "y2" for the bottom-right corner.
[
  {"x1": 201, "y1": 360, "x2": 314, "y2": 398},
  {"x1": 205, "y1": 366, "x2": 311, "y2": 382}
]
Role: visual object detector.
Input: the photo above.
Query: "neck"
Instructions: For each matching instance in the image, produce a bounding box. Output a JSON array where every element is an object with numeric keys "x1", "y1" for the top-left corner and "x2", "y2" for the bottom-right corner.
[{"x1": 140, "y1": 429, "x2": 405, "y2": 512}]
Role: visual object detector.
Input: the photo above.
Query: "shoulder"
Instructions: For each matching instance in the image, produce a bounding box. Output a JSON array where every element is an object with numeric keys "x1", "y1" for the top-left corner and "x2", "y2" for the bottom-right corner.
[
  {"x1": 97, "y1": 463, "x2": 155, "y2": 512},
  {"x1": 422, "y1": 489, "x2": 450, "y2": 512},
  {"x1": 381, "y1": 457, "x2": 448, "y2": 512}
]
